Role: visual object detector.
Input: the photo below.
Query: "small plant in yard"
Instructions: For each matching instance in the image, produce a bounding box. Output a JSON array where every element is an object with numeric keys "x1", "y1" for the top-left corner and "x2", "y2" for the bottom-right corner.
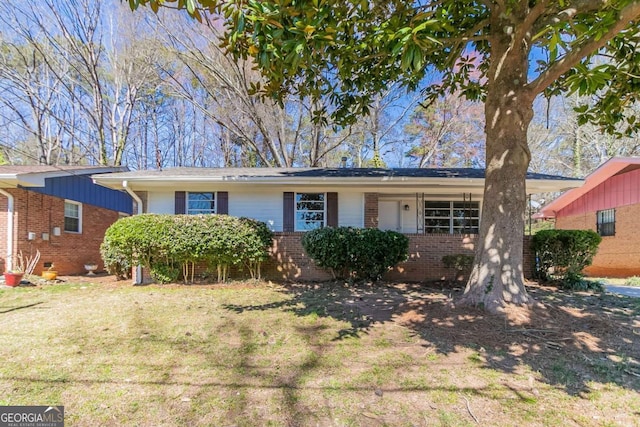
[{"x1": 442, "y1": 254, "x2": 474, "y2": 282}]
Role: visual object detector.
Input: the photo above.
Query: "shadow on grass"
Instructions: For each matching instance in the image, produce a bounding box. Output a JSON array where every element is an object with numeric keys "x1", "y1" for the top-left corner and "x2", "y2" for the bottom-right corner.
[
  {"x1": 223, "y1": 281, "x2": 640, "y2": 399},
  {"x1": 224, "y1": 282, "x2": 407, "y2": 340},
  {"x1": 0, "y1": 301, "x2": 44, "y2": 314}
]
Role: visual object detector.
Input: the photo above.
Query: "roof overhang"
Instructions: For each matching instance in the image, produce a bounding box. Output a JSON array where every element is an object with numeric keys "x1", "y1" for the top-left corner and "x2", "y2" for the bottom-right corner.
[
  {"x1": 92, "y1": 168, "x2": 582, "y2": 196},
  {"x1": 536, "y1": 157, "x2": 640, "y2": 219},
  {"x1": 0, "y1": 166, "x2": 128, "y2": 188}
]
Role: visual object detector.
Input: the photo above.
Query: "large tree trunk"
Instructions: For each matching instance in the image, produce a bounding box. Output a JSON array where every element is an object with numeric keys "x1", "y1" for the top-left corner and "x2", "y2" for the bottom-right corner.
[{"x1": 461, "y1": 19, "x2": 534, "y2": 312}]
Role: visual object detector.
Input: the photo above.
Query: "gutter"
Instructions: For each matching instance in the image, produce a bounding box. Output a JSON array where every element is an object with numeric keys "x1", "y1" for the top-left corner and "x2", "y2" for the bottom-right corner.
[
  {"x1": 122, "y1": 180, "x2": 143, "y2": 285},
  {"x1": 0, "y1": 189, "x2": 14, "y2": 272}
]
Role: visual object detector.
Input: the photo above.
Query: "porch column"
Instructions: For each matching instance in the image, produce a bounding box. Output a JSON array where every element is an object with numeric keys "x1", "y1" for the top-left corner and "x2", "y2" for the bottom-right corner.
[{"x1": 364, "y1": 193, "x2": 378, "y2": 228}]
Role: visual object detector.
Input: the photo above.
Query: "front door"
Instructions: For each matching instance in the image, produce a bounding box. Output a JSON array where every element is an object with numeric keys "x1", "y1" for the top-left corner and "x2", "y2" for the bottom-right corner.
[{"x1": 378, "y1": 201, "x2": 401, "y2": 231}]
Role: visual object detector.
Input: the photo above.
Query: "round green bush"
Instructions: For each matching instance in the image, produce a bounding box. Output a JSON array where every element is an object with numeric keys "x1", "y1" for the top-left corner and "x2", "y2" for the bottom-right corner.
[
  {"x1": 302, "y1": 227, "x2": 409, "y2": 281},
  {"x1": 532, "y1": 229, "x2": 602, "y2": 289}
]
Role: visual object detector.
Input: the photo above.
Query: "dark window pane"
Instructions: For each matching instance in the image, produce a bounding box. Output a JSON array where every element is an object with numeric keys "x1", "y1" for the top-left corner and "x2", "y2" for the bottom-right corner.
[
  {"x1": 425, "y1": 201, "x2": 450, "y2": 209},
  {"x1": 64, "y1": 217, "x2": 79, "y2": 232},
  {"x1": 596, "y1": 208, "x2": 615, "y2": 236},
  {"x1": 425, "y1": 218, "x2": 450, "y2": 228},
  {"x1": 453, "y1": 218, "x2": 479, "y2": 227}
]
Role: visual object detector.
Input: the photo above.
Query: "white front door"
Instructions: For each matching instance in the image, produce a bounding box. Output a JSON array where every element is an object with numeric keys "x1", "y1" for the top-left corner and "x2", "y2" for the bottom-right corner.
[{"x1": 378, "y1": 201, "x2": 401, "y2": 231}]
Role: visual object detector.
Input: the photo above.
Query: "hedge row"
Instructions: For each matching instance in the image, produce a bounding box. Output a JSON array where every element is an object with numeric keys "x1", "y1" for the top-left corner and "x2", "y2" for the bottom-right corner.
[{"x1": 100, "y1": 214, "x2": 273, "y2": 283}]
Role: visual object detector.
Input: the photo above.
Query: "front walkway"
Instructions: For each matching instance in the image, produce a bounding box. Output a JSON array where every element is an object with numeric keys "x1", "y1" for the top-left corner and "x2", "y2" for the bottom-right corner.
[{"x1": 605, "y1": 284, "x2": 640, "y2": 298}]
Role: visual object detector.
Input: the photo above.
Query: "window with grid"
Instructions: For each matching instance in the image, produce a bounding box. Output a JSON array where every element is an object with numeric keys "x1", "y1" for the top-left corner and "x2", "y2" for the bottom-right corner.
[
  {"x1": 295, "y1": 193, "x2": 325, "y2": 231},
  {"x1": 596, "y1": 209, "x2": 615, "y2": 236},
  {"x1": 64, "y1": 201, "x2": 81, "y2": 233},
  {"x1": 187, "y1": 192, "x2": 216, "y2": 214},
  {"x1": 425, "y1": 201, "x2": 479, "y2": 234}
]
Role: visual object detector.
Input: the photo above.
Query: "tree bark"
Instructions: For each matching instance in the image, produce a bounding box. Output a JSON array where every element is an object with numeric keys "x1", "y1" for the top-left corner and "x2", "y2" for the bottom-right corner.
[{"x1": 461, "y1": 11, "x2": 534, "y2": 312}]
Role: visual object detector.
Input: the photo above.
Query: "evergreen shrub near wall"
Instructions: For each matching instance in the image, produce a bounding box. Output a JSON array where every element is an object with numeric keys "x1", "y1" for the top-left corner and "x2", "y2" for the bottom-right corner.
[
  {"x1": 532, "y1": 229, "x2": 602, "y2": 290},
  {"x1": 302, "y1": 227, "x2": 409, "y2": 281},
  {"x1": 100, "y1": 214, "x2": 273, "y2": 283},
  {"x1": 442, "y1": 254, "x2": 474, "y2": 282}
]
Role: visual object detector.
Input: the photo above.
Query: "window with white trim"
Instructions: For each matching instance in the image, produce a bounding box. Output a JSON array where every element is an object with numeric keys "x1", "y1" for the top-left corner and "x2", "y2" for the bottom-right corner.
[
  {"x1": 64, "y1": 201, "x2": 82, "y2": 233},
  {"x1": 295, "y1": 193, "x2": 325, "y2": 231},
  {"x1": 187, "y1": 192, "x2": 216, "y2": 214},
  {"x1": 425, "y1": 201, "x2": 479, "y2": 234},
  {"x1": 596, "y1": 209, "x2": 615, "y2": 236}
]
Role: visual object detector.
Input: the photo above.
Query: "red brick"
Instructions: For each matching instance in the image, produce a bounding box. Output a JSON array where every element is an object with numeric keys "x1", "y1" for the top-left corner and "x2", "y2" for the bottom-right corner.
[{"x1": 0, "y1": 188, "x2": 121, "y2": 275}]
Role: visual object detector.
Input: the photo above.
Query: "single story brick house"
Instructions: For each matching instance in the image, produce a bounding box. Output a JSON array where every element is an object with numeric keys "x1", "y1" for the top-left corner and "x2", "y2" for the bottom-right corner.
[
  {"x1": 536, "y1": 157, "x2": 640, "y2": 278},
  {"x1": 0, "y1": 165, "x2": 133, "y2": 275},
  {"x1": 93, "y1": 167, "x2": 581, "y2": 282}
]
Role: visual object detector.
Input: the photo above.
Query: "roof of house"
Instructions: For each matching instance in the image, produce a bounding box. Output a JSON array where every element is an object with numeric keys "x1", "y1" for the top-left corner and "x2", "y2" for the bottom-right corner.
[
  {"x1": 92, "y1": 167, "x2": 582, "y2": 194},
  {"x1": 536, "y1": 157, "x2": 640, "y2": 218},
  {"x1": 0, "y1": 165, "x2": 128, "y2": 188}
]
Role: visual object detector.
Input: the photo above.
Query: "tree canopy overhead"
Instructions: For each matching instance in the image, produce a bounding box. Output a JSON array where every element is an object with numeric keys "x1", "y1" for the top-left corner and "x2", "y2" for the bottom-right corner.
[
  {"x1": 132, "y1": 0, "x2": 640, "y2": 125},
  {"x1": 130, "y1": 0, "x2": 640, "y2": 311}
]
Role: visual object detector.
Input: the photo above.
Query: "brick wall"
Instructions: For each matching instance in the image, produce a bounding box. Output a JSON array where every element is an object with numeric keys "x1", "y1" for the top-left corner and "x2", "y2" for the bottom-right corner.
[
  {"x1": 364, "y1": 193, "x2": 378, "y2": 228},
  {"x1": 0, "y1": 197, "x2": 11, "y2": 272},
  {"x1": 261, "y1": 232, "x2": 536, "y2": 282},
  {"x1": 556, "y1": 204, "x2": 640, "y2": 277},
  {"x1": 262, "y1": 232, "x2": 332, "y2": 281},
  {"x1": 0, "y1": 188, "x2": 122, "y2": 275}
]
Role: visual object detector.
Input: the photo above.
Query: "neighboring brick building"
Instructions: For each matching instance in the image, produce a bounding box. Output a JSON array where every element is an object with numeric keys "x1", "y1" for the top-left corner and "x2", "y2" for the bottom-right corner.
[
  {"x1": 0, "y1": 166, "x2": 133, "y2": 275},
  {"x1": 537, "y1": 157, "x2": 640, "y2": 277},
  {"x1": 95, "y1": 167, "x2": 577, "y2": 283}
]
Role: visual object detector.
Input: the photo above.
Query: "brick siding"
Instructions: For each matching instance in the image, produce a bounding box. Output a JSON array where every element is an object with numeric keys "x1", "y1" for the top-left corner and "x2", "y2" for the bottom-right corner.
[
  {"x1": 0, "y1": 188, "x2": 122, "y2": 275},
  {"x1": 556, "y1": 204, "x2": 640, "y2": 277},
  {"x1": 364, "y1": 193, "x2": 378, "y2": 228},
  {"x1": 261, "y1": 232, "x2": 535, "y2": 282}
]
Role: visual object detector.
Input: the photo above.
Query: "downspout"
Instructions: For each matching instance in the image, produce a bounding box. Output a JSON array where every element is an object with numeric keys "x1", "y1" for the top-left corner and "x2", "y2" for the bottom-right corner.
[
  {"x1": 0, "y1": 189, "x2": 14, "y2": 272},
  {"x1": 122, "y1": 180, "x2": 143, "y2": 284}
]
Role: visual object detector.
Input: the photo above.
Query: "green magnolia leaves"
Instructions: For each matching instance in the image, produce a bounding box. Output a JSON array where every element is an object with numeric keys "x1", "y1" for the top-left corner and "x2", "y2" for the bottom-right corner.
[{"x1": 132, "y1": 0, "x2": 640, "y2": 133}]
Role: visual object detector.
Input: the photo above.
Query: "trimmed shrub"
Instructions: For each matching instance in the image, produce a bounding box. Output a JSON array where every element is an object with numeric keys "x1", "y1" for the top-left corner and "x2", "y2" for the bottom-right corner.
[
  {"x1": 532, "y1": 229, "x2": 602, "y2": 289},
  {"x1": 302, "y1": 227, "x2": 409, "y2": 281},
  {"x1": 101, "y1": 214, "x2": 274, "y2": 283}
]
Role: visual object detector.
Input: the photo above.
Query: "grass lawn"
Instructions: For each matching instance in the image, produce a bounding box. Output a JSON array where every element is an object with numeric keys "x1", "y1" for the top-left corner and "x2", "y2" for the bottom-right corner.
[{"x1": 1, "y1": 277, "x2": 639, "y2": 426}]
